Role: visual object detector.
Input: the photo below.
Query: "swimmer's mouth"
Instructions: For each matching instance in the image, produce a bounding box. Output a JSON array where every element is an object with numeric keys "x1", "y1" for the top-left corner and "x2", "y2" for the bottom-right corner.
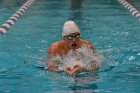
[{"x1": 72, "y1": 43, "x2": 77, "y2": 46}]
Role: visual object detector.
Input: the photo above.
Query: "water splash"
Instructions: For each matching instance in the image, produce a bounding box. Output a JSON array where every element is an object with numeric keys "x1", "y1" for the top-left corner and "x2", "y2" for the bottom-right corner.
[{"x1": 56, "y1": 44, "x2": 104, "y2": 70}]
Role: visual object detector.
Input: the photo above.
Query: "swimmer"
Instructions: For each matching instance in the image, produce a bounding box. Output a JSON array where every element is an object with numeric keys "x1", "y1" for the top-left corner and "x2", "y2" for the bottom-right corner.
[{"x1": 45, "y1": 20, "x2": 98, "y2": 77}]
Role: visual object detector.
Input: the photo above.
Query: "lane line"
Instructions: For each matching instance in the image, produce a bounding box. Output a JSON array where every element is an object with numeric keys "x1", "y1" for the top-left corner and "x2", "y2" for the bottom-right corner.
[
  {"x1": 118, "y1": 0, "x2": 140, "y2": 22},
  {"x1": 0, "y1": 0, "x2": 36, "y2": 36}
]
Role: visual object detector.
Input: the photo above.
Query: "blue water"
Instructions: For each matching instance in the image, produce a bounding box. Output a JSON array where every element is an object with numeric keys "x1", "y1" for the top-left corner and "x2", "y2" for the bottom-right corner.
[{"x1": 0, "y1": 0, "x2": 140, "y2": 93}]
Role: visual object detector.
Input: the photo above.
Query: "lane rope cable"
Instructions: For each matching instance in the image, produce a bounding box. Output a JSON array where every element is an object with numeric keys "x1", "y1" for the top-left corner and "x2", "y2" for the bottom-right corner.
[
  {"x1": 0, "y1": 0, "x2": 35, "y2": 36},
  {"x1": 118, "y1": 0, "x2": 140, "y2": 22}
]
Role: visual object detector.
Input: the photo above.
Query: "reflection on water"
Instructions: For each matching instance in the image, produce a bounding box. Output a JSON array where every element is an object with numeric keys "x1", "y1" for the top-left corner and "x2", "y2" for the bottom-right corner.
[
  {"x1": 69, "y1": 72, "x2": 99, "y2": 93},
  {"x1": 69, "y1": 0, "x2": 83, "y2": 21},
  {"x1": 70, "y1": 0, "x2": 83, "y2": 10},
  {"x1": 42, "y1": 70, "x2": 99, "y2": 93}
]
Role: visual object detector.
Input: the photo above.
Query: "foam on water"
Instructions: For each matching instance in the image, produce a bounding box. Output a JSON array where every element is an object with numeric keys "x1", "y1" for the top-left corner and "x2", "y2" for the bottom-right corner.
[{"x1": 50, "y1": 44, "x2": 104, "y2": 70}]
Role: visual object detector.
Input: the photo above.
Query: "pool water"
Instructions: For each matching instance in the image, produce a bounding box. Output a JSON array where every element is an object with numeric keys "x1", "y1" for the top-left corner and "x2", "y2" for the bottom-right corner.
[
  {"x1": 0, "y1": 0, "x2": 140, "y2": 93},
  {"x1": 127, "y1": 0, "x2": 140, "y2": 11}
]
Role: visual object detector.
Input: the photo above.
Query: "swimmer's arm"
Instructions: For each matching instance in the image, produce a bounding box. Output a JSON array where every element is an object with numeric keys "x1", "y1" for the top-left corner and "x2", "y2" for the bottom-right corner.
[
  {"x1": 47, "y1": 43, "x2": 62, "y2": 71},
  {"x1": 87, "y1": 63, "x2": 99, "y2": 71},
  {"x1": 88, "y1": 42, "x2": 94, "y2": 53},
  {"x1": 84, "y1": 40, "x2": 94, "y2": 53},
  {"x1": 74, "y1": 62, "x2": 99, "y2": 72},
  {"x1": 46, "y1": 61, "x2": 63, "y2": 72},
  {"x1": 48, "y1": 42, "x2": 59, "y2": 56},
  {"x1": 75, "y1": 63, "x2": 98, "y2": 72}
]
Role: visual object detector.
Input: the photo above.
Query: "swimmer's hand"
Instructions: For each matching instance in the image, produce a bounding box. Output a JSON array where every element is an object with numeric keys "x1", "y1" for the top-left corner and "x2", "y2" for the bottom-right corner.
[
  {"x1": 64, "y1": 66, "x2": 73, "y2": 76},
  {"x1": 64, "y1": 65, "x2": 86, "y2": 77},
  {"x1": 71, "y1": 65, "x2": 86, "y2": 76}
]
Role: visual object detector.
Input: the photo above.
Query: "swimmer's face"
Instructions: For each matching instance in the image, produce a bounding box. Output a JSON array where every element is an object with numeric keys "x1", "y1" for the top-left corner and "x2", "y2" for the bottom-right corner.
[{"x1": 64, "y1": 32, "x2": 80, "y2": 49}]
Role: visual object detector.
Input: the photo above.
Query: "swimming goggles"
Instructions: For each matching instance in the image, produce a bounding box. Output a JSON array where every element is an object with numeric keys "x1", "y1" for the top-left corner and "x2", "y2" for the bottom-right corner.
[{"x1": 66, "y1": 34, "x2": 80, "y2": 40}]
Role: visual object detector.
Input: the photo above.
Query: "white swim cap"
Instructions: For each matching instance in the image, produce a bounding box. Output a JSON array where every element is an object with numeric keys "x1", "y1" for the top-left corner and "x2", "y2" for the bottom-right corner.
[{"x1": 62, "y1": 20, "x2": 80, "y2": 37}]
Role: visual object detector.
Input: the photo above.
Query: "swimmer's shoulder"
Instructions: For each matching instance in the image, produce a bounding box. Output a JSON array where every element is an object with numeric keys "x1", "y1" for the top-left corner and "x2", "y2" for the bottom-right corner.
[
  {"x1": 81, "y1": 39, "x2": 94, "y2": 51},
  {"x1": 51, "y1": 40, "x2": 65, "y2": 47},
  {"x1": 48, "y1": 40, "x2": 66, "y2": 56},
  {"x1": 81, "y1": 39, "x2": 92, "y2": 45},
  {"x1": 48, "y1": 40, "x2": 64, "y2": 51}
]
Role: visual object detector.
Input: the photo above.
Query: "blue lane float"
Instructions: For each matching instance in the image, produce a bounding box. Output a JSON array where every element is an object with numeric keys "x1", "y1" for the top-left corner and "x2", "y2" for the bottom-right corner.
[
  {"x1": 0, "y1": 0, "x2": 35, "y2": 36},
  {"x1": 118, "y1": 0, "x2": 140, "y2": 22}
]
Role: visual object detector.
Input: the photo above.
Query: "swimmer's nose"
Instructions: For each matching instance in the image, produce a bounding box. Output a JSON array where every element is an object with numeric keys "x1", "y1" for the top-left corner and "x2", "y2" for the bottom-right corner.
[{"x1": 72, "y1": 38, "x2": 76, "y2": 42}]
